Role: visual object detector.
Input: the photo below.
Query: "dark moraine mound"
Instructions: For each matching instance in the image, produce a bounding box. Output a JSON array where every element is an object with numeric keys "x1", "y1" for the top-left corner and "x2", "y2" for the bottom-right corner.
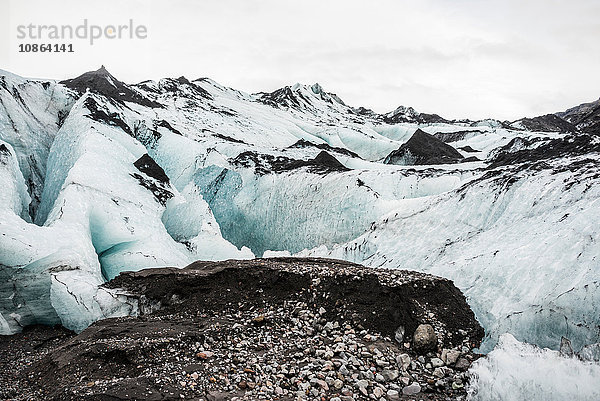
[
  {"x1": 0, "y1": 325, "x2": 76, "y2": 400},
  {"x1": 232, "y1": 151, "x2": 350, "y2": 175},
  {"x1": 433, "y1": 130, "x2": 485, "y2": 143},
  {"x1": 2, "y1": 258, "x2": 483, "y2": 401},
  {"x1": 310, "y1": 151, "x2": 349, "y2": 172},
  {"x1": 458, "y1": 146, "x2": 479, "y2": 153},
  {"x1": 489, "y1": 133, "x2": 600, "y2": 168},
  {"x1": 287, "y1": 139, "x2": 361, "y2": 159},
  {"x1": 384, "y1": 129, "x2": 465, "y2": 165}
]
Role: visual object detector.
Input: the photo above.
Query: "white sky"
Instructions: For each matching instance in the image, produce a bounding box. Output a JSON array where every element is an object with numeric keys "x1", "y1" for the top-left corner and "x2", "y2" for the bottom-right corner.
[{"x1": 1, "y1": 0, "x2": 599, "y2": 120}]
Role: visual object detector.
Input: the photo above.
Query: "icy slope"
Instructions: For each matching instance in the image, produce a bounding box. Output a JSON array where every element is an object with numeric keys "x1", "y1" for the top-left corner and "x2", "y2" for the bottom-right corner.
[
  {"x1": 0, "y1": 141, "x2": 30, "y2": 219},
  {"x1": 192, "y1": 164, "x2": 476, "y2": 256},
  {"x1": 301, "y1": 138, "x2": 600, "y2": 352},
  {"x1": 132, "y1": 77, "x2": 402, "y2": 161}
]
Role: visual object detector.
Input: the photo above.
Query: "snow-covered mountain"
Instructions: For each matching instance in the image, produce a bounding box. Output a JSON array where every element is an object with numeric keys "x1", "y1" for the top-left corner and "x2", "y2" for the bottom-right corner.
[{"x1": 0, "y1": 67, "x2": 599, "y2": 394}]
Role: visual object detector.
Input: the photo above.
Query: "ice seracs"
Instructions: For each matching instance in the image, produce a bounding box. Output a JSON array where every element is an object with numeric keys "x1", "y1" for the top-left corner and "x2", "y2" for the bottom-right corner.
[
  {"x1": 0, "y1": 141, "x2": 30, "y2": 220},
  {"x1": 0, "y1": 70, "x2": 75, "y2": 218},
  {"x1": 0, "y1": 70, "x2": 253, "y2": 334}
]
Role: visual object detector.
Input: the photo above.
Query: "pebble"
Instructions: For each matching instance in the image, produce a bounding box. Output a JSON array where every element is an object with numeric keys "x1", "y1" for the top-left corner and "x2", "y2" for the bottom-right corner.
[
  {"x1": 431, "y1": 357, "x2": 444, "y2": 367},
  {"x1": 396, "y1": 354, "x2": 411, "y2": 370},
  {"x1": 452, "y1": 380, "x2": 464, "y2": 390},
  {"x1": 356, "y1": 379, "x2": 369, "y2": 389},
  {"x1": 339, "y1": 364, "x2": 349, "y2": 375},
  {"x1": 443, "y1": 349, "x2": 461, "y2": 365},
  {"x1": 381, "y1": 369, "x2": 399, "y2": 382},
  {"x1": 251, "y1": 315, "x2": 266, "y2": 325},
  {"x1": 402, "y1": 382, "x2": 422, "y2": 395},
  {"x1": 455, "y1": 357, "x2": 471, "y2": 371},
  {"x1": 394, "y1": 326, "x2": 405, "y2": 343}
]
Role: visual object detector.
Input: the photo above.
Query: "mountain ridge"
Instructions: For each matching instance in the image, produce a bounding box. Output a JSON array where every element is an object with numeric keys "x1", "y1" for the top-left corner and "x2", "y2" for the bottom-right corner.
[{"x1": 5, "y1": 66, "x2": 599, "y2": 131}]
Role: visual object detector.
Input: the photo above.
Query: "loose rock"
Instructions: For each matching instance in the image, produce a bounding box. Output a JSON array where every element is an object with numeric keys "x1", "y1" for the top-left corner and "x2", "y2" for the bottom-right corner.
[
  {"x1": 402, "y1": 382, "x2": 422, "y2": 395},
  {"x1": 413, "y1": 324, "x2": 437, "y2": 352}
]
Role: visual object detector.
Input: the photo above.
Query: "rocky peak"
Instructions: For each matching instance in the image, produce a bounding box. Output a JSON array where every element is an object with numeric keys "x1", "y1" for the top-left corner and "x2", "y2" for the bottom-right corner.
[
  {"x1": 511, "y1": 114, "x2": 578, "y2": 133},
  {"x1": 384, "y1": 105, "x2": 448, "y2": 124},
  {"x1": 60, "y1": 66, "x2": 162, "y2": 108},
  {"x1": 259, "y1": 82, "x2": 347, "y2": 111},
  {"x1": 310, "y1": 82, "x2": 325, "y2": 95}
]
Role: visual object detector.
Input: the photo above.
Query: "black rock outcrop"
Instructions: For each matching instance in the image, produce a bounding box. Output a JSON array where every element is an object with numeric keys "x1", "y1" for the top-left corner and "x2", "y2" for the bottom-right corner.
[
  {"x1": 287, "y1": 139, "x2": 361, "y2": 159},
  {"x1": 489, "y1": 133, "x2": 600, "y2": 168},
  {"x1": 131, "y1": 154, "x2": 173, "y2": 205},
  {"x1": 384, "y1": 129, "x2": 465, "y2": 165},
  {"x1": 232, "y1": 150, "x2": 350, "y2": 175},
  {"x1": 433, "y1": 130, "x2": 485, "y2": 143}
]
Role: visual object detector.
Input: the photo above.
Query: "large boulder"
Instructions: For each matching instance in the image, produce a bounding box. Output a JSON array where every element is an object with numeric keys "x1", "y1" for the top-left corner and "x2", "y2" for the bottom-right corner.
[{"x1": 413, "y1": 323, "x2": 438, "y2": 352}]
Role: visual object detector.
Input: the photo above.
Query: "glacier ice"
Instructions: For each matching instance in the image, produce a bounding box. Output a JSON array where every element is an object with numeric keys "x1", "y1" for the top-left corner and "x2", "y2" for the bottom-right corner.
[
  {"x1": 468, "y1": 334, "x2": 600, "y2": 401},
  {"x1": 192, "y1": 164, "x2": 472, "y2": 255},
  {"x1": 0, "y1": 70, "x2": 75, "y2": 218},
  {"x1": 0, "y1": 140, "x2": 31, "y2": 220},
  {"x1": 302, "y1": 153, "x2": 600, "y2": 352},
  {"x1": 162, "y1": 182, "x2": 253, "y2": 260},
  {"x1": 0, "y1": 80, "x2": 253, "y2": 334}
]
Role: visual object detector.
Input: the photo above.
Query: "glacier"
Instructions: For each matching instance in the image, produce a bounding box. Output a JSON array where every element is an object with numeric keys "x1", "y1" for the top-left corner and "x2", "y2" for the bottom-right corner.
[
  {"x1": 0, "y1": 66, "x2": 599, "y2": 399},
  {"x1": 0, "y1": 70, "x2": 253, "y2": 333},
  {"x1": 468, "y1": 334, "x2": 600, "y2": 400},
  {"x1": 301, "y1": 147, "x2": 600, "y2": 352}
]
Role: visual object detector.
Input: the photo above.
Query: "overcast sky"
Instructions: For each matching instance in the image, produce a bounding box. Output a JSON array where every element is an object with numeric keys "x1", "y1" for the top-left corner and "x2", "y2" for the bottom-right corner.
[{"x1": 1, "y1": 0, "x2": 599, "y2": 120}]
